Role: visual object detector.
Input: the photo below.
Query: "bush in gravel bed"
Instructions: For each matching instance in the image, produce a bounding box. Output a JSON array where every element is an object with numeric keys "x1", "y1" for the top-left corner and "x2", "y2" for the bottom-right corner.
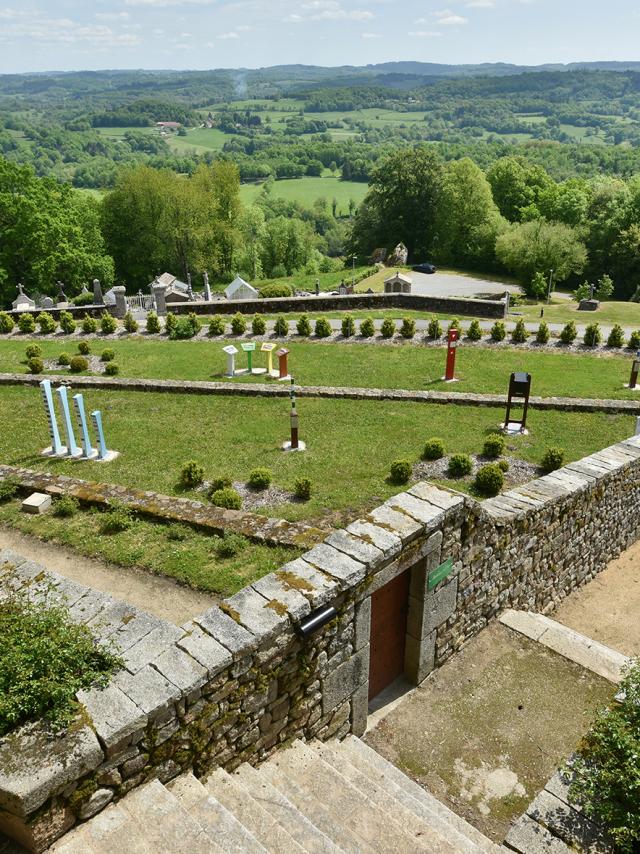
[
  {"x1": 448, "y1": 453, "x2": 473, "y2": 477},
  {"x1": 341, "y1": 315, "x2": 355, "y2": 338},
  {"x1": 59, "y1": 311, "x2": 76, "y2": 334},
  {"x1": 483, "y1": 434, "x2": 506, "y2": 458},
  {"x1": 165, "y1": 313, "x2": 177, "y2": 336},
  {"x1": 511, "y1": 319, "x2": 529, "y2": 343},
  {"x1": 400, "y1": 318, "x2": 416, "y2": 339},
  {"x1": 210, "y1": 487, "x2": 242, "y2": 510},
  {"x1": 536, "y1": 321, "x2": 550, "y2": 344},
  {"x1": 474, "y1": 464, "x2": 504, "y2": 496},
  {"x1": 100, "y1": 313, "x2": 117, "y2": 335},
  {"x1": 427, "y1": 316, "x2": 442, "y2": 340},
  {"x1": 208, "y1": 315, "x2": 226, "y2": 336},
  {"x1": 36, "y1": 313, "x2": 57, "y2": 334},
  {"x1": 315, "y1": 317, "x2": 332, "y2": 338},
  {"x1": 252, "y1": 314, "x2": 267, "y2": 336},
  {"x1": 208, "y1": 476, "x2": 232, "y2": 495},
  {"x1": 58, "y1": 352, "x2": 70, "y2": 366},
  {"x1": 248, "y1": 467, "x2": 272, "y2": 490},
  {"x1": 146, "y1": 312, "x2": 161, "y2": 334},
  {"x1": 78, "y1": 340, "x2": 90, "y2": 355},
  {"x1": 101, "y1": 349, "x2": 115, "y2": 362},
  {"x1": 18, "y1": 313, "x2": 35, "y2": 334},
  {"x1": 27, "y1": 357, "x2": 43, "y2": 374},
  {"x1": 447, "y1": 318, "x2": 460, "y2": 333},
  {"x1": 273, "y1": 316, "x2": 289, "y2": 336},
  {"x1": 0, "y1": 312, "x2": 15, "y2": 334},
  {"x1": 123, "y1": 312, "x2": 138, "y2": 334},
  {"x1": 294, "y1": 478, "x2": 312, "y2": 500},
  {"x1": 389, "y1": 459, "x2": 412, "y2": 484},
  {"x1": 69, "y1": 356, "x2": 88, "y2": 373},
  {"x1": 423, "y1": 438, "x2": 445, "y2": 460},
  {"x1": 466, "y1": 319, "x2": 482, "y2": 341},
  {"x1": 25, "y1": 344, "x2": 41, "y2": 359},
  {"x1": 560, "y1": 321, "x2": 577, "y2": 344},
  {"x1": 180, "y1": 460, "x2": 204, "y2": 489},
  {"x1": 380, "y1": 318, "x2": 395, "y2": 339},
  {"x1": 105, "y1": 363, "x2": 119, "y2": 376},
  {"x1": 498, "y1": 459, "x2": 510, "y2": 472},
  {"x1": 540, "y1": 447, "x2": 565, "y2": 472},
  {"x1": 170, "y1": 313, "x2": 200, "y2": 340},
  {"x1": 607, "y1": 324, "x2": 625, "y2": 349},
  {"x1": 359, "y1": 317, "x2": 375, "y2": 338},
  {"x1": 584, "y1": 322, "x2": 601, "y2": 347},
  {"x1": 81, "y1": 314, "x2": 97, "y2": 334},
  {"x1": 628, "y1": 331, "x2": 640, "y2": 350},
  {"x1": 490, "y1": 321, "x2": 506, "y2": 342},
  {"x1": 296, "y1": 314, "x2": 312, "y2": 336}
]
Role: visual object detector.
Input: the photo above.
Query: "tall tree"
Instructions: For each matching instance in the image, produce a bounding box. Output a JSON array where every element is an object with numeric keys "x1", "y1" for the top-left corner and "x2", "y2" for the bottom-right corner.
[{"x1": 495, "y1": 219, "x2": 587, "y2": 292}]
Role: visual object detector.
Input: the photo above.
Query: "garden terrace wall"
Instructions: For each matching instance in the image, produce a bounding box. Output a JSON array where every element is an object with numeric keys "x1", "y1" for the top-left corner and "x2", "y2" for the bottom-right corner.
[
  {"x1": 7, "y1": 305, "x2": 108, "y2": 320},
  {"x1": 2, "y1": 435, "x2": 640, "y2": 850}
]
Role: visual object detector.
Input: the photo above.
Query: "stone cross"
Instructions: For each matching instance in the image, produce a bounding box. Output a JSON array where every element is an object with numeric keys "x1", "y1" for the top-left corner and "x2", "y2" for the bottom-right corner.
[
  {"x1": 17, "y1": 282, "x2": 24, "y2": 296},
  {"x1": 56, "y1": 281, "x2": 67, "y2": 301}
]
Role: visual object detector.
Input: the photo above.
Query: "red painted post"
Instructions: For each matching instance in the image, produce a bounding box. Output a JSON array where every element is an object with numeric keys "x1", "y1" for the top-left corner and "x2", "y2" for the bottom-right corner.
[{"x1": 445, "y1": 329, "x2": 459, "y2": 382}]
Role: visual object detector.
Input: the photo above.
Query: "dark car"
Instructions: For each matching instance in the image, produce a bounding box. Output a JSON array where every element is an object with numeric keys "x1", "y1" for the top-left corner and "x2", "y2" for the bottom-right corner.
[{"x1": 412, "y1": 263, "x2": 437, "y2": 274}]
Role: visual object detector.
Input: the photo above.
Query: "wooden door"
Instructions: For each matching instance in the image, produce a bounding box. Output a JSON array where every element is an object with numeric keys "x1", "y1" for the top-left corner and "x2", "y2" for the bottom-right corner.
[{"x1": 368, "y1": 570, "x2": 410, "y2": 700}]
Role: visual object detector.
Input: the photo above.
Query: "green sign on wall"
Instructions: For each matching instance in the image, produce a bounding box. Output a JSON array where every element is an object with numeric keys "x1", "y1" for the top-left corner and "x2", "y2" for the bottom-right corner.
[{"x1": 428, "y1": 557, "x2": 453, "y2": 591}]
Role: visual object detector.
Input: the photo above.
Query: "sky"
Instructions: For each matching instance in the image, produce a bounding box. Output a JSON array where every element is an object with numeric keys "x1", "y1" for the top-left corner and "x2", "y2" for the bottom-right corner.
[{"x1": 0, "y1": 0, "x2": 638, "y2": 74}]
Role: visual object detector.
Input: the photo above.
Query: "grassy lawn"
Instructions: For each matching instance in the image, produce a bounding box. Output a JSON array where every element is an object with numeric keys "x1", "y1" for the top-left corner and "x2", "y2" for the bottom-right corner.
[
  {"x1": 239, "y1": 176, "x2": 368, "y2": 213},
  {"x1": 1, "y1": 338, "x2": 639, "y2": 401},
  {"x1": 254, "y1": 264, "x2": 377, "y2": 294},
  {"x1": 0, "y1": 499, "x2": 297, "y2": 597},
  {"x1": 0, "y1": 386, "x2": 633, "y2": 522},
  {"x1": 515, "y1": 300, "x2": 640, "y2": 328}
]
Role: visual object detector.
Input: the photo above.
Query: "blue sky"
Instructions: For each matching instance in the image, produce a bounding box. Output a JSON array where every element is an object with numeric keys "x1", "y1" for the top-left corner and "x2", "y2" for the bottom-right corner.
[{"x1": 0, "y1": 0, "x2": 637, "y2": 73}]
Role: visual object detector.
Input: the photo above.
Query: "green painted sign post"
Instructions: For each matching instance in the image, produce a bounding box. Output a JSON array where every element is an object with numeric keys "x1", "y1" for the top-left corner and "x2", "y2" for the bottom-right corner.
[{"x1": 428, "y1": 557, "x2": 453, "y2": 591}]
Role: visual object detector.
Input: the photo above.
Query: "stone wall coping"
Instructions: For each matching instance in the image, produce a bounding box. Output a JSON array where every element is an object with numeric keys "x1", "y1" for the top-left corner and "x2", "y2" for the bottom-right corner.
[{"x1": 2, "y1": 372, "x2": 640, "y2": 415}]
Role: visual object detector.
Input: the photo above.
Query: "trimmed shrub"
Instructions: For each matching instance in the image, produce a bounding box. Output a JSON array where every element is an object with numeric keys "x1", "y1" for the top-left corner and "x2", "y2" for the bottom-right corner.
[
  {"x1": 36, "y1": 312, "x2": 57, "y2": 334},
  {"x1": 540, "y1": 447, "x2": 565, "y2": 472},
  {"x1": 68, "y1": 356, "x2": 88, "y2": 373},
  {"x1": 427, "y1": 316, "x2": 442, "y2": 340},
  {"x1": 101, "y1": 348, "x2": 115, "y2": 362},
  {"x1": 210, "y1": 487, "x2": 242, "y2": 510},
  {"x1": 448, "y1": 318, "x2": 461, "y2": 333},
  {"x1": 164, "y1": 312, "x2": 177, "y2": 336},
  {"x1": 248, "y1": 467, "x2": 272, "y2": 490},
  {"x1": 145, "y1": 311, "x2": 161, "y2": 334},
  {"x1": 294, "y1": 478, "x2": 312, "y2": 500},
  {"x1": 359, "y1": 317, "x2": 375, "y2": 338},
  {"x1": 474, "y1": 464, "x2": 504, "y2": 497},
  {"x1": 58, "y1": 352, "x2": 70, "y2": 366},
  {"x1": 511, "y1": 319, "x2": 528, "y2": 343},
  {"x1": 25, "y1": 343, "x2": 41, "y2": 359},
  {"x1": 208, "y1": 476, "x2": 232, "y2": 495},
  {"x1": 71, "y1": 291, "x2": 94, "y2": 306},
  {"x1": 584, "y1": 322, "x2": 601, "y2": 347},
  {"x1": 59, "y1": 311, "x2": 76, "y2": 334},
  {"x1": 560, "y1": 321, "x2": 577, "y2": 344},
  {"x1": 423, "y1": 438, "x2": 445, "y2": 460},
  {"x1": 231, "y1": 312, "x2": 247, "y2": 335},
  {"x1": 99, "y1": 503, "x2": 133, "y2": 534},
  {"x1": 27, "y1": 357, "x2": 43, "y2": 374},
  {"x1": 628, "y1": 331, "x2": 640, "y2": 351},
  {"x1": 208, "y1": 315, "x2": 226, "y2": 336},
  {"x1": 400, "y1": 317, "x2": 416, "y2": 339},
  {"x1": 483, "y1": 434, "x2": 506, "y2": 458},
  {"x1": 259, "y1": 283, "x2": 293, "y2": 298},
  {"x1": 215, "y1": 532, "x2": 248, "y2": 559},
  {"x1": 498, "y1": 459, "x2": 510, "y2": 472},
  {"x1": 296, "y1": 314, "x2": 312, "y2": 336},
  {"x1": 607, "y1": 324, "x2": 625, "y2": 349},
  {"x1": 0, "y1": 312, "x2": 15, "y2": 334},
  {"x1": 341, "y1": 315, "x2": 355, "y2": 337},
  {"x1": 53, "y1": 495, "x2": 79, "y2": 518},
  {"x1": 389, "y1": 459, "x2": 412, "y2": 485},
  {"x1": 490, "y1": 321, "x2": 506, "y2": 342},
  {"x1": 448, "y1": 453, "x2": 473, "y2": 477},
  {"x1": 273, "y1": 316, "x2": 289, "y2": 336},
  {"x1": 100, "y1": 313, "x2": 117, "y2": 334},
  {"x1": 123, "y1": 312, "x2": 138, "y2": 333},
  {"x1": 18, "y1": 313, "x2": 35, "y2": 334},
  {"x1": 180, "y1": 460, "x2": 204, "y2": 489},
  {"x1": 467, "y1": 319, "x2": 482, "y2": 341},
  {"x1": 315, "y1": 317, "x2": 332, "y2": 338},
  {"x1": 536, "y1": 321, "x2": 550, "y2": 344},
  {"x1": 81, "y1": 314, "x2": 97, "y2": 334},
  {"x1": 104, "y1": 363, "x2": 119, "y2": 376},
  {"x1": 252, "y1": 314, "x2": 267, "y2": 335},
  {"x1": 380, "y1": 318, "x2": 396, "y2": 339},
  {"x1": 78, "y1": 340, "x2": 91, "y2": 355},
  {"x1": 170, "y1": 313, "x2": 201, "y2": 340},
  {"x1": 0, "y1": 477, "x2": 19, "y2": 502}
]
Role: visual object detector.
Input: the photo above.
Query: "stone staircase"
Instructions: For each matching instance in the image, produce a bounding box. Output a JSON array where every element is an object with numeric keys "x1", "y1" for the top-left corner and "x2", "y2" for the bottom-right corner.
[{"x1": 51, "y1": 736, "x2": 498, "y2": 853}]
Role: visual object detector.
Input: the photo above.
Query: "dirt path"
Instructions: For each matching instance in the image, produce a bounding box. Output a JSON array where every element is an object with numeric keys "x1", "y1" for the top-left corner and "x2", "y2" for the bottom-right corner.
[
  {"x1": 553, "y1": 539, "x2": 640, "y2": 657},
  {"x1": 0, "y1": 526, "x2": 215, "y2": 625}
]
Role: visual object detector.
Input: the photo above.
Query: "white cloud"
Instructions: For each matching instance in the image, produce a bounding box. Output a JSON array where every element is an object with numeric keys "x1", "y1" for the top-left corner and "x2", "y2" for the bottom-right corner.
[
  {"x1": 285, "y1": 1, "x2": 373, "y2": 22},
  {"x1": 433, "y1": 9, "x2": 468, "y2": 25},
  {"x1": 408, "y1": 29, "x2": 442, "y2": 37},
  {"x1": 0, "y1": 11, "x2": 141, "y2": 47},
  {"x1": 466, "y1": 0, "x2": 494, "y2": 6},
  {"x1": 124, "y1": 0, "x2": 216, "y2": 7}
]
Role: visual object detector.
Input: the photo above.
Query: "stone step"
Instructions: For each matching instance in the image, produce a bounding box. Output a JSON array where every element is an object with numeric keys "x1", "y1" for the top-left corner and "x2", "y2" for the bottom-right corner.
[
  {"x1": 341, "y1": 736, "x2": 498, "y2": 853},
  {"x1": 271, "y1": 740, "x2": 434, "y2": 853},
  {"x1": 504, "y1": 815, "x2": 574, "y2": 853},
  {"x1": 260, "y1": 759, "x2": 367, "y2": 853},
  {"x1": 167, "y1": 773, "x2": 265, "y2": 854},
  {"x1": 117, "y1": 778, "x2": 212, "y2": 853},
  {"x1": 234, "y1": 763, "x2": 340, "y2": 854},
  {"x1": 49, "y1": 802, "x2": 154, "y2": 854},
  {"x1": 205, "y1": 767, "x2": 307, "y2": 853},
  {"x1": 310, "y1": 741, "x2": 461, "y2": 854}
]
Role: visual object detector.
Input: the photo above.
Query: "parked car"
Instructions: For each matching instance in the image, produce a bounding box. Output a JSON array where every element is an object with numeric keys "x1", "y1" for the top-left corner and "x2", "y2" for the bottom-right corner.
[{"x1": 412, "y1": 263, "x2": 437, "y2": 274}]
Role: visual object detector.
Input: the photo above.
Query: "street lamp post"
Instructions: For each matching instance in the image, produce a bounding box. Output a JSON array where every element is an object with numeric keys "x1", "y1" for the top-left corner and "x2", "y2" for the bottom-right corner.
[
  {"x1": 547, "y1": 269, "x2": 554, "y2": 304},
  {"x1": 352, "y1": 255, "x2": 357, "y2": 288}
]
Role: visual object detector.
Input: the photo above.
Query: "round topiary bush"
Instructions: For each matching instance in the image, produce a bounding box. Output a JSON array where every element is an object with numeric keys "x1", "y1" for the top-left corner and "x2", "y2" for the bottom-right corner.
[
  {"x1": 427, "y1": 316, "x2": 442, "y2": 340},
  {"x1": 341, "y1": 315, "x2": 355, "y2": 338},
  {"x1": 400, "y1": 318, "x2": 416, "y2": 339},
  {"x1": 208, "y1": 476, "x2": 232, "y2": 495},
  {"x1": 540, "y1": 447, "x2": 565, "y2": 473},
  {"x1": 273, "y1": 316, "x2": 289, "y2": 336},
  {"x1": 231, "y1": 312, "x2": 247, "y2": 335},
  {"x1": 389, "y1": 459, "x2": 412, "y2": 485},
  {"x1": 210, "y1": 487, "x2": 242, "y2": 510},
  {"x1": 259, "y1": 283, "x2": 293, "y2": 298},
  {"x1": 315, "y1": 317, "x2": 332, "y2": 338},
  {"x1": 0, "y1": 312, "x2": 15, "y2": 334},
  {"x1": 59, "y1": 311, "x2": 76, "y2": 334},
  {"x1": 58, "y1": 352, "x2": 70, "y2": 366},
  {"x1": 100, "y1": 312, "x2": 117, "y2": 335},
  {"x1": 490, "y1": 321, "x2": 506, "y2": 342},
  {"x1": 560, "y1": 321, "x2": 577, "y2": 344},
  {"x1": 145, "y1": 311, "x2": 161, "y2": 334},
  {"x1": 69, "y1": 356, "x2": 88, "y2": 373},
  {"x1": 536, "y1": 321, "x2": 550, "y2": 344},
  {"x1": 78, "y1": 340, "x2": 91, "y2": 355},
  {"x1": 252, "y1": 314, "x2": 267, "y2": 336},
  {"x1": 607, "y1": 324, "x2": 625, "y2": 349},
  {"x1": 27, "y1": 357, "x2": 44, "y2": 374},
  {"x1": 448, "y1": 453, "x2": 473, "y2": 477},
  {"x1": 294, "y1": 478, "x2": 312, "y2": 500},
  {"x1": 483, "y1": 434, "x2": 506, "y2": 458},
  {"x1": 423, "y1": 438, "x2": 445, "y2": 460},
  {"x1": 360, "y1": 317, "x2": 375, "y2": 338},
  {"x1": 25, "y1": 344, "x2": 41, "y2": 360},
  {"x1": 380, "y1": 318, "x2": 396, "y2": 339},
  {"x1": 36, "y1": 312, "x2": 57, "y2": 334},
  {"x1": 72, "y1": 291, "x2": 94, "y2": 307},
  {"x1": 101, "y1": 348, "x2": 115, "y2": 362},
  {"x1": 104, "y1": 363, "x2": 119, "y2": 376},
  {"x1": 467, "y1": 319, "x2": 482, "y2": 341},
  {"x1": 81, "y1": 314, "x2": 97, "y2": 334},
  {"x1": 583, "y1": 322, "x2": 601, "y2": 347},
  {"x1": 18, "y1": 313, "x2": 35, "y2": 334},
  {"x1": 248, "y1": 467, "x2": 272, "y2": 490},
  {"x1": 123, "y1": 312, "x2": 138, "y2": 334},
  {"x1": 180, "y1": 460, "x2": 204, "y2": 489},
  {"x1": 628, "y1": 331, "x2": 640, "y2": 351},
  {"x1": 511, "y1": 319, "x2": 528, "y2": 344},
  {"x1": 474, "y1": 464, "x2": 504, "y2": 497},
  {"x1": 498, "y1": 459, "x2": 510, "y2": 472},
  {"x1": 208, "y1": 315, "x2": 226, "y2": 336},
  {"x1": 296, "y1": 314, "x2": 312, "y2": 336}
]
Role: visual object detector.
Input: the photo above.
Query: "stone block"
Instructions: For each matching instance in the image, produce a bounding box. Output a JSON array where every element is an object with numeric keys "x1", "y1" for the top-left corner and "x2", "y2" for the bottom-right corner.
[
  {"x1": 274, "y1": 559, "x2": 339, "y2": 607},
  {"x1": 385, "y1": 492, "x2": 444, "y2": 528},
  {"x1": 224, "y1": 586, "x2": 290, "y2": 643},
  {"x1": 367, "y1": 505, "x2": 422, "y2": 544},
  {"x1": 304, "y1": 543, "x2": 366, "y2": 587},
  {"x1": 78, "y1": 788, "x2": 114, "y2": 820},
  {"x1": 353, "y1": 597, "x2": 371, "y2": 651},
  {"x1": 407, "y1": 577, "x2": 458, "y2": 639},
  {"x1": 113, "y1": 666, "x2": 180, "y2": 720},
  {"x1": 322, "y1": 647, "x2": 369, "y2": 714},
  {"x1": 195, "y1": 606, "x2": 257, "y2": 655},
  {"x1": 121, "y1": 623, "x2": 183, "y2": 674},
  {"x1": 177, "y1": 625, "x2": 232, "y2": 675},
  {"x1": 404, "y1": 629, "x2": 436, "y2": 684},
  {"x1": 350, "y1": 682, "x2": 369, "y2": 738},
  {"x1": 77, "y1": 684, "x2": 147, "y2": 754},
  {"x1": 505, "y1": 815, "x2": 573, "y2": 853},
  {"x1": 325, "y1": 529, "x2": 385, "y2": 570},
  {"x1": 21, "y1": 493, "x2": 51, "y2": 515},
  {"x1": 407, "y1": 482, "x2": 464, "y2": 511},
  {"x1": 346, "y1": 520, "x2": 402, "y2": 559},
  {"x1": 151, "y1": 646, "x2": 207, "y2": 694},
  {"x1": 252, "y1": 573, "x2": 312, "y2": 620}
]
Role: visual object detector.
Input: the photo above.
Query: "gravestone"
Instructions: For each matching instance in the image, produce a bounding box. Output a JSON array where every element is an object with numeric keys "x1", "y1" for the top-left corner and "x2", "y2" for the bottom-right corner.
[
  {"x1": 203, "y1": 272, "x2": 212, "y2": 302},
  {"x1": 56, "y1": 281, "x2": 69, "y2": 308},
  {"x1": 93, "y1": 279, "x2": 104, "y2": 305},
  {"x1": 112, "y1": 286, "x2": 127, "y2": 319},
  {"x1": 40, "y1": 296, "x2": 54, "y2": 310},
  {"x1": 12, "y1": 283, "x2": 35, "y2": 312},
  {"x1": 152, "y1": 282, "x2": 167, "y2": 317}
]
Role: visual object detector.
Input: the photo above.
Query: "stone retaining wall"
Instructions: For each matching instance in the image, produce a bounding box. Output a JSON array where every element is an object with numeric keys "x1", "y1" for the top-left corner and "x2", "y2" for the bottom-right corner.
[{"x1": 2, "y1": 435, "x2": 640, "y2": 850}]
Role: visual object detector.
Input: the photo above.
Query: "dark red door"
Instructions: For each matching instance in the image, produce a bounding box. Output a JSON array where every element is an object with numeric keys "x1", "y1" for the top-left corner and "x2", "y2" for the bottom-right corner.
[{"x1": 368, "y1": 570, "x2": 410, "y2": 700}]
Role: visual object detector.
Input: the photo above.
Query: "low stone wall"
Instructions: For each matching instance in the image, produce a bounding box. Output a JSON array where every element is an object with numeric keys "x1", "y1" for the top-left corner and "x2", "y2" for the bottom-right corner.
[{"x1": 2, "y1": 434, "x2": 640, "y2": 850}]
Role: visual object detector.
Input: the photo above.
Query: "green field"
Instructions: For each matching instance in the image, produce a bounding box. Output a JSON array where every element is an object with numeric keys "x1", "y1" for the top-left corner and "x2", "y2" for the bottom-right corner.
[
  {"x1": 516, "y1": 300, "x2": 640, "y2": 328},
  {"x1": 239, "y1": 176, "x2": 368, "y2": 212}
]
